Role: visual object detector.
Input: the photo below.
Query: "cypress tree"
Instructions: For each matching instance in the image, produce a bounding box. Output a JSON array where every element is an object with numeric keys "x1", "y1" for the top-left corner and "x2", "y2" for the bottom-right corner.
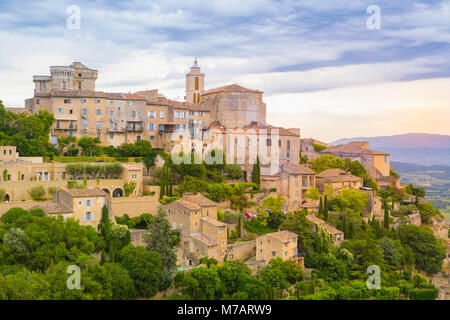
[
  {"x1": 323, "y1": 195, "x2": 329, "y2": 222},
  {"x1": 342, "y1": 215, "x2": 348, "y2": 238},
  {"x1": 100, "y1": 250, "x2": 107, "y2": 265},
  {"x1": 237, "y1": 216, "x2": 242, "y2": 238},
  {"x1": 348, "y1": 221, "x2": 354, "y2": 239},
  {"x1": 160, "y1": 164, "x2": 165, "y2": 199},
  {"x1": 251, "y1": 157, "x2": 261, "y2": 187},
  {"x1": 319, "y1": 197, "x2": 323, "y2": 215},
  {"x1": 383, "y1": 208, "x2": 390, "y2": 230}
]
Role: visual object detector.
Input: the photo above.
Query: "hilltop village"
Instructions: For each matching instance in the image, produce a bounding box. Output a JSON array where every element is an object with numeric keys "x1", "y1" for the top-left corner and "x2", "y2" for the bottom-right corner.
[{"x1": 0, "y1": 60, "x2": 448, "y2": 300}]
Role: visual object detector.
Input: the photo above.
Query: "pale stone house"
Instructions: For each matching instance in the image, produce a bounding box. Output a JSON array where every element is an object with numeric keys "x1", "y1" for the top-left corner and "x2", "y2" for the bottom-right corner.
[
  {"x1": 306, "y1": 213, "x2": 344, "y2": 246},
  {"x1": 300, "y1": 138, "x2": 327, "y2": 160},
  {"x1": 31, "y1": 188, "x2": 110, "y2": 228},
  {"x1": 316, "y1": 168, "x2": 363, "y2": 193},
  {"x1": 253, "y1": 230, "x2": 303, "y2": 267},
  {"x1": 320, "y1": 142, "x2": 390, "y2": 180},
  {"x1": 158, "y1": 193, "x2": 226, "y2": 266}
]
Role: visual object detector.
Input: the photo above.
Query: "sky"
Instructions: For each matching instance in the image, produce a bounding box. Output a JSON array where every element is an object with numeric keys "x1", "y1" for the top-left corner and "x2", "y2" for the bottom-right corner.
[{"x1": 0, "y1": 0, "x2": 449, "y2": 142}]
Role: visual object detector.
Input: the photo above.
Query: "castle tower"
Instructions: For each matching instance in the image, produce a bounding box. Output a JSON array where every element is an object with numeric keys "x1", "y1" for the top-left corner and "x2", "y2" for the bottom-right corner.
[{"x1": 185, "y1": 58, "x2": 205, "y2": 104}]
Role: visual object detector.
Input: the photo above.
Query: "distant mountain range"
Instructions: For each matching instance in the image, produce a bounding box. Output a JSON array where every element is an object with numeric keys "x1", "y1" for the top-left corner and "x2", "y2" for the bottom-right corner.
[{"x1": 330, "y1": 133, "x2": 450, "y2": 166}]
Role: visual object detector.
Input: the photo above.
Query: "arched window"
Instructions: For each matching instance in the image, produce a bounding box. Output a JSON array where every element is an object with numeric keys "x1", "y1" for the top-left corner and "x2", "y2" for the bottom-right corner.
[{"x1": 195, "y1": 77, "x2": 199, "y2": 90}]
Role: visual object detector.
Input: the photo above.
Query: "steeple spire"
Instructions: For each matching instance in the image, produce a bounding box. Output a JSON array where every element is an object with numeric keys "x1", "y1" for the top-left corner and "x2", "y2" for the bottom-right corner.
[{"x1": 193, "y1": 57, "x2": 198, "y2": 68}]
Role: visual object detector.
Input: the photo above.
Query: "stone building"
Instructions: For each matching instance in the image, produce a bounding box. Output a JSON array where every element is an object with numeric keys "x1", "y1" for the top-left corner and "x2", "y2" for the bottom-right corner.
[
  {"x1": 300, "y1": 138, "x2": 327, "y2": 160},
  {"x1": 0, "y1": 145, "x2": 142, "y2": 202},
  {"x1": 252, "y1": 230, "x2": 303, "y2": 267},
  {"x1": 315, "y1": 168, "x2": 363, "y2": 193},
  {"x1": 320, "y1": 142, "x2": 390, "y2": 180},
  {"x1": 260, "y1": 163, "x2": 316, "y2": 212},
  {"x1": 24, "y1": 60, "x2": 301, "y2": 173},
  {"x1": 158, "y1": 193, "x2": 227, "y2": 266},
  {"x1": 31, "y1": 188, "x2": 110, "y2": 228},
  {"x1": 306, "y1": 213, "x2": 344, "y2": 246}
]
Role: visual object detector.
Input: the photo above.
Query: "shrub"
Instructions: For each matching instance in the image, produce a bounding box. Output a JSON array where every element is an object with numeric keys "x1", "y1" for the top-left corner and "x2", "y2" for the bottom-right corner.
[
  {"x1": 224, "y1": 164, "x2": 243, "y2": 180},
  {"x1": 124, "y1": 182, "x2": 137, "y2": 197},
  {"x1": 159, "y1": 197, "x2": 178, "y2": 204},
  {"x1": 409, "y1": 288, "x2": 438, "y2": 300},
  {"x1": 28, "y1": 185, "x2": 46, "y2": 201},
  {"x1": 375, "y1": 287, "x2": 400, "y2": 300},
  {"x1": 0, "y1": 188, "x2": 6, "y2": 202},
  {"x1": 47, "y1": 186, "x2": 59, "y2": 196}
]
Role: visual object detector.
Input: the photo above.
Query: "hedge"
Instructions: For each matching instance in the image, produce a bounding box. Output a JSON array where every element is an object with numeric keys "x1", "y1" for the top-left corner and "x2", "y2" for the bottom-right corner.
[
  {"x1": 45, "y1": 156, "x2": 143, "y2": 163},
  {"x1": 409, "y1": 288, "x2": 439, "y2": 300}
]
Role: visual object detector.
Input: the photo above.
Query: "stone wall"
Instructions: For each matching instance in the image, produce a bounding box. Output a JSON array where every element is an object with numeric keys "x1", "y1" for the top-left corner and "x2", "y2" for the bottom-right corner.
[{"x1": 225, "y1": 240, "x2": 256, "y2": 261}]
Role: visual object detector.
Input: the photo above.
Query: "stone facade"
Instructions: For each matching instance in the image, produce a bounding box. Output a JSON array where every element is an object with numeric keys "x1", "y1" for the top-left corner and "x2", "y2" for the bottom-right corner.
[
  {"x1": 321, "y1": 142, "x2": 390, "y2": 180},
  {"x1": 254, "y1": 230, "x2": 303, "y2": 267},
  {"x1": 159, "y1": 194, "x2": 227, "y2": 266},
  {"x1": 316, "y1": 168, "x2": 363, "y2": 193}
]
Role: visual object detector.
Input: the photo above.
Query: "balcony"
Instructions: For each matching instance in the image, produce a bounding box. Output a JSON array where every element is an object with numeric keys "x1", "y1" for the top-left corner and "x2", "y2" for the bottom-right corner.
[
  {"x1": 53, "y1": 124, "x2": 77, "y2": 131},
  {"x1": 126, "y1": 121, "x2": 143, "y2": 132}
]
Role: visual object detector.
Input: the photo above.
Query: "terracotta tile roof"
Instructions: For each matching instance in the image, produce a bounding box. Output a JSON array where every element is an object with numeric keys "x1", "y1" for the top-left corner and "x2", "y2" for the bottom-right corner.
[
  {"x1": 64, "y1": 188, "x2": 107, "y2": 198},
  {"x1": 183, "y1": 193, "x2": 216, "y2": 207},
  {"x1": 174, "y1": 199, "x2": 202, "y2": 211},
  {"x1": 282, "y1": 163, "x2": 316, "y2": 175},
  {"x1": 203, "y1": 84, "x2": 262, "y2": 95},
  {"x1": 322, "y1": 142, "x2": 389, "y2": 156},
  {"x1": 316, "y1": 168, "x2": 363, "y2": 183},
  {"x1": 306, "y1": 214, "x2": 343, "y2": 235},
  {"x1": 31, "y1": 203, "x2": 73, "y2": 214},
  {"x1": 201, "y1": 217, "x2": 226, "y2": 227},
  {"x1": 266, "y1": 230, "x2": 298, "y2": 242},
  {"x1": 191, "y1": 233, "x2": 217, "y2": 246}
]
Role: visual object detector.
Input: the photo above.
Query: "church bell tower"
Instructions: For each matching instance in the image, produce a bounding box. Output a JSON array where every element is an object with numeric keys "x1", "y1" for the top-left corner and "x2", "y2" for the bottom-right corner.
[{"x1": 185, "y1": 58, "x2": 205, "y2": 104}]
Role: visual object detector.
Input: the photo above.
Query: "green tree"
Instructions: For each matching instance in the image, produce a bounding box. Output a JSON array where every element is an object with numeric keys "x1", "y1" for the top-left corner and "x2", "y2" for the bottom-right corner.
[
  {"x1": 305, "y1": 187, "x2": 321, "y2": 200},
  {"x1": 77, "y1": 137, "x2": 100, "y2": 156},
  {"x1": 27, "y1": 185, "x2": 46, "y2": 201},
  {"x1": 118, "y1": 244, "x2": 162, "y2": 298},
  {"x1": 145, "y1": 209, "x2": 177, "y2": 273},
  {"x1": 251, "y1": 157, "x2": 261, "y2": 187},
  {"x1": 103, "y1": 263, "x2": 136, "y2": 300}
]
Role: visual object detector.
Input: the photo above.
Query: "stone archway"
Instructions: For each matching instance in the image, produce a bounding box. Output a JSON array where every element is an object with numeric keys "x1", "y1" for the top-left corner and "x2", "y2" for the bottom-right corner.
[
  {"x1": 3, "y1": 194, "x2": 10, "y2": 202},
  {"x1": 102, "y1": 188, "x2": 111, "y2": 195},
  {"x1": 112, "y1": 188, "x2": 123, "y2": 198}
]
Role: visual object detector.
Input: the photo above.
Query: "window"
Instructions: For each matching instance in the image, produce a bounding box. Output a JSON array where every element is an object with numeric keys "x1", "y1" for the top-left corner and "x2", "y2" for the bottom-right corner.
[
  {"x1": 287, "y1": 140, "x2": 291, "y2": 150},
  {"x1": 110, "y1": 133, "x2": 114, "y2": 139},
  {"x1": 81, "y1": 99, "x2": 87, "y2": 103},
  {"x1": 148, "y1": 123, "x2": 155, "y2": 130},
  {"x1": 160, "y1": 111, "x2": 165, "y2": 118},
  {"x1": 292, "y1": 237, "x2": 296, "y2": 243},
  {"x1": 279, "y1": 140, "x2": 281, "y2": 147},
  {"x1": 266, "y1": 138, "x2": 271, "y2": 146},
  {"x1": 57, "y1": 108, "x2": 64, "y2": 114},
  {"x1": 195, "y1": 77, "x2": 199, "y2": 90},
  {"x1": 85, "y1": 200, "x2": 91, "y2": 207},
  {"x1": 64, "y1": 99, "x2": 72, "y2": 104},
  {"x1": 81, "y1": 108, "x2": 88, "y2": 115},
  {"x1": 96, "y1": 109, "x2": 102, "y2": 115},
  {"x1": 131, "y1": 111, "x2": 136, "y2": 117},
  {"x1": 69, "y1": 109, "x2": 73, "y2": 114},
  {"x1": 84, "y1": 212, "x2": 94, "y2": 221},
  {"x1": 78, "y1": 82, "x2": 81, "y2": 90},
  {"x1": 219, "y1": 226, "x2": 225, "y2": 233},
  {"x1": 81, "y1": 119, "x2": 89, "y2": 127},
  {"x1": 150, "y1": 135, "x2": 154, "y2": 140},
  {"x1": 95, "y1": 121, "x2": 102, "y2": 129},
  {"x1": 109, "y1": 111, "x2": 114, "y2": 117},
  {"x1": 129, "y1": 101, "x2": 135, "y2": 106},
  {"x1": 36, "y1": 99, "x2": 42, "y2": 104},
  {"x1": 148, "y1": 111, "x2": 155, "y2": 118},
  {"x1": 94, "y1": 99, "x2": 101, "y2": 104},
  {"x1": 294, "y1": 190, "x2": 299, "y2": 197},
  {"x1": 175, "y1": 111, "x2": 187, "y2": 119},
  {"x1": 294, "y1": 179, "x2": 298, "y2": 186},
  {"x1": 199, "y1": 111, "x2": 204, "y2": 117},
  {"x1": 272, "y1": 251, "x2": 276, "y2": 257},
  {"x1": 176, "y1": 124, "x2": 187, "y2": 131},
  {"x1": 159, "y1": 124, "x2": 164, "y2": 132},
  {"x1": 189, "y1": 111, "x2": 196, "y2": 116}
]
